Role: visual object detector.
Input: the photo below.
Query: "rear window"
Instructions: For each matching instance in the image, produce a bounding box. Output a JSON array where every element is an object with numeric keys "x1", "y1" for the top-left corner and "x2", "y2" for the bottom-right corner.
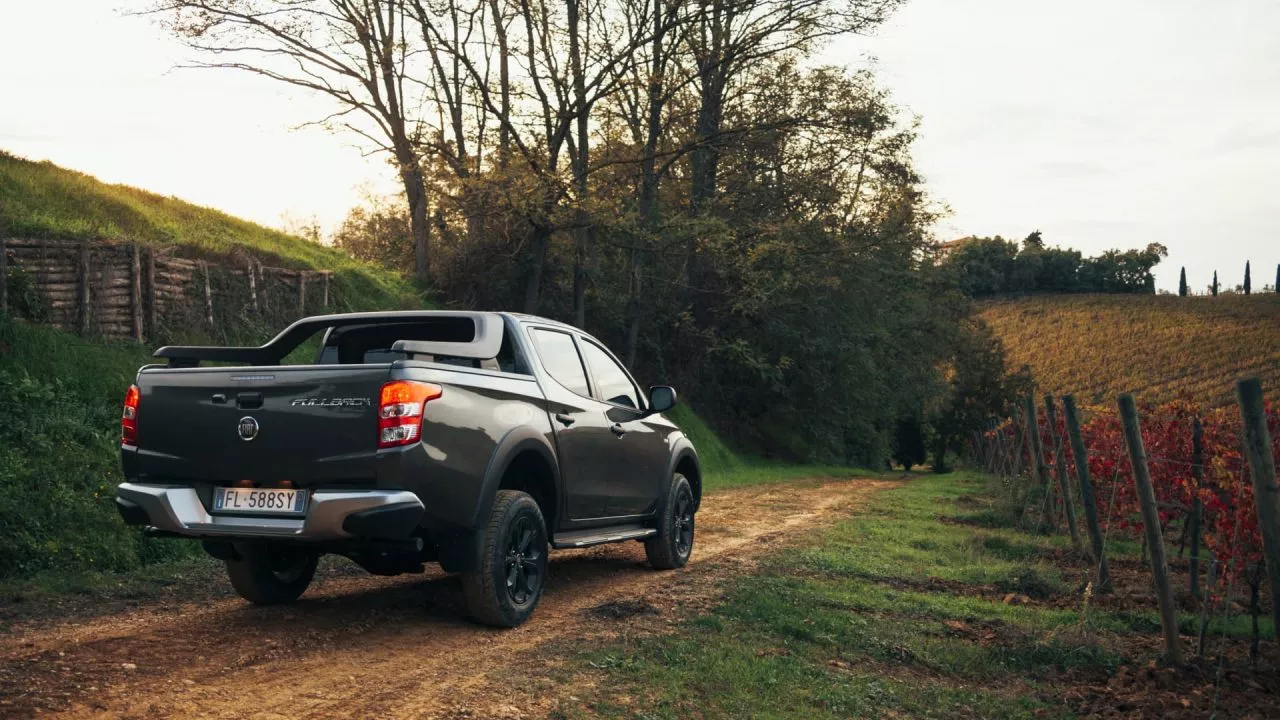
[{"x1": 316, "y1": 319, "x2": 526, "y2": 373}]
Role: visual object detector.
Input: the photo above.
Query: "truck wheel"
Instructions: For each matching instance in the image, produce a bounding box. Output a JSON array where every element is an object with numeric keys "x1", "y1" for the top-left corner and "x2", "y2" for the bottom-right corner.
[
  {"x1": 225, "y1": 546, "x2": 319, "y2": 605},
  {"x1": 645, "y1": 473, "x2": 695, "y2": 569},
  {"x1": 461, "y1": 490, "x2": 548, "y2": 628}
]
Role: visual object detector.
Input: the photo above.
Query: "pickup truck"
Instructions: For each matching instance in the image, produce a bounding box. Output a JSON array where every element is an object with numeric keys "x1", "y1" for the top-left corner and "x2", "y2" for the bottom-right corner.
[{"x1": 115, "y1": 311, "x2": 700, "y2": 627}]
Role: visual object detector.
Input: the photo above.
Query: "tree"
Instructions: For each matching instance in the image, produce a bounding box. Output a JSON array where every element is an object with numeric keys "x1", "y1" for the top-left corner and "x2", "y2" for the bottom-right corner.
[
  {"x1": 1275, "y1": 264, "x2": 1279, "y2": 294},
  {"x1": 680, "y1": 0, "x2": 903, "y2": 322},
  {"x1": 333, "y1": 192, "x2": 413, "y2": 270},
  {"x1": 1023, "y1": 229, "x2": 1044, "y2": 250},
  {"x1": 1244, "y1": 260, "x2": 1252, "y2": 295},
  {"x1": 153, "y1": 0, "x2": 435, "y2": 282},
  {"x1": 1178, "y1": 266, "x2": 1187, "y2": 296},
  {"x1": 1211, "y1": 270, "x2": 1219, "y2": 296},
  {"x1": 892, "y1": 416, "x2": 927, "y2": 471},
  {"x1": 929, "y1": 320, "x2": 1030, "y2": 472}
]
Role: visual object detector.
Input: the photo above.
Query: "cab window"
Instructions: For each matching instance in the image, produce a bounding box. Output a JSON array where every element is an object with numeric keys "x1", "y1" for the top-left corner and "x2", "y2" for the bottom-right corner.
[
  {"x1": 531, "y1": 329, "x2": 590, "y2": 396},
  {"x1": 579, "y1": 340, "x2": 641, "y2": 409}
]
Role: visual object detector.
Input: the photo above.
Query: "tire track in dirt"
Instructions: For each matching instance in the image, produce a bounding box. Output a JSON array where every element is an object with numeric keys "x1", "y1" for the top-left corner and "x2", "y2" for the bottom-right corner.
[{"x1": 0, "y1": 477, "x2": 894, "y2": 719}]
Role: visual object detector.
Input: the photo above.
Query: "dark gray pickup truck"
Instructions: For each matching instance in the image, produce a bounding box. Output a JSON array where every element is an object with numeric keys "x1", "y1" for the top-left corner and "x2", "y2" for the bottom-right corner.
[{"x1": 115, "y1": 311, "x2": 699, "y2": 627}]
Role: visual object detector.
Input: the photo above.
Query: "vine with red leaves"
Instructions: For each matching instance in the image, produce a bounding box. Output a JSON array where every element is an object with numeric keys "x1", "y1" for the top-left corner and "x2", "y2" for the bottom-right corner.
[{"x1": 977, "y1": 399, "x2": 1279, "y2": 584}]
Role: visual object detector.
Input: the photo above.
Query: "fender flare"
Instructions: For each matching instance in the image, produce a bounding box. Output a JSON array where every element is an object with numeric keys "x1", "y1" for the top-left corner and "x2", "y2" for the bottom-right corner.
[
  {"x1": 438, "y1": 426, "x2": 561, "y2": 574},
  {"x1": 472, "y1": 425, "x2": 562, "y2": 528},
  {"x1": 666, "y1": 436, "x2": 702, "y2": 510}
]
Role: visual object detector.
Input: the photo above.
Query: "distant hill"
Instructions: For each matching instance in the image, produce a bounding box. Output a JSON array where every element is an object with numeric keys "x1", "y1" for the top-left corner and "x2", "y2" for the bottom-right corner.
[
  {"x1": 0, "y1": 150, "x2": 416, "y2": 309},
  {"x1": 980, "y1": 294, "x2": 1280, "y2": 409}
]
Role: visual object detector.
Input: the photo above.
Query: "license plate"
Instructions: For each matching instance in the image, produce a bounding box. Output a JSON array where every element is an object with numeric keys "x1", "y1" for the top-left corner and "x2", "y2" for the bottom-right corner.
[{"x1": 213, "y1": 487, "x2": 308, "y2": 515}]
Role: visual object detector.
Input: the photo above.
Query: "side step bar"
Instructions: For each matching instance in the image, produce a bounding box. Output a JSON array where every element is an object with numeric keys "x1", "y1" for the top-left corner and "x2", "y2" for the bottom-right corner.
[{"x1": 551, "y1": 525, "x2": 656, "y2": 549}]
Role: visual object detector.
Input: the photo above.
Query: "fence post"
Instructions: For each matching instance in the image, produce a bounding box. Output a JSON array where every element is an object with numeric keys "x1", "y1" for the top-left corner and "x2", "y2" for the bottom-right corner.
[
  {"x1": 322, "y1": 272, "x2": 330, "y2": 308},
  {"x1": 0, "y1": 237, "x2": 8, "y2": 315},
  {"x1": 247, "y1": 260, "x2": 259, "y2": 314},
  {"x1": 201, "y1": 262, "x2": 215, "y2": 327},
  {"x1": 77, "y1": 241, "x2": 91, "y2": 335},
  {"x1": 259, "y1": 263, "x2": 270, "y2": 315},
  {"x1": 1118, "y1": 393, "x2": 1183, "y2": 665},
  {"x1": 130, "y1": 244, "x2": 143, "y2": 342},
  {"x1": 1189, "y1": 418, "x2": 1204, "y2": 598},
  {"x1": 143, "y1": 248, "x2": 157, "y2": 341},
  {"x1": 1063, "y1": 395, "x2": 1111, "y2": 591},
  {"x1": 1023, "y1": 395, "x2": 1054, "y2": 530},
  {"x1": 1045, "y1": 395, "x2": 1082, "y2": 549},
  {"x1": 1236, "y1": 377, "x2": 1280, "y2": 642},
  {"x1": 298, "y1": 272, "x2": 307, "y2": 316}
]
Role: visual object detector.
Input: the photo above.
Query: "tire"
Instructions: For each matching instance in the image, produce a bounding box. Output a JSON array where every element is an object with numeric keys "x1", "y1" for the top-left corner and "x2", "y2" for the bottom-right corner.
[
  {"x1": 461, "y1": 490, "x2": 549, "y2": 628},
  {"x1": 645, "y1": 473, "x2": 695, "y2": 570},
  {"x1": 225, "y1": 545, "x2": 319, "y2": 605}
]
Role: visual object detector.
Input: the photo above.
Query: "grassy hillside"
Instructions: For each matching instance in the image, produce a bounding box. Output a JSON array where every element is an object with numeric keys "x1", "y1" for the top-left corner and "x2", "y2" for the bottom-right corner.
[
  {"x1": 981, "y1": 294, "x2": 1280, "y2": 408},
  {"x1": 0, "y1": 151, "x2": 418, "y2": 310}
]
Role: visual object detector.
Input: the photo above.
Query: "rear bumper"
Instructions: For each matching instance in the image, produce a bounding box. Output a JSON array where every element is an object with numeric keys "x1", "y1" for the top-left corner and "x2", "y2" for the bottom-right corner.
[{"x1": 115, "y1": 483, "x2": 424, "y2": 542}]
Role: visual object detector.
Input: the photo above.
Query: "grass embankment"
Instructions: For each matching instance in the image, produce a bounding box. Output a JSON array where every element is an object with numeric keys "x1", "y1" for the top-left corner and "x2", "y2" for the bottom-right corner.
[
  {"x1": 666, "y1": 404, "x2": 862, "y2": 491},
  {"x1": 0, "y1": 151, "x2": 418, "y2": 312},
  {"x1": 980, "y1": 294, "x2": 1280, "y2": 409},
  {"x1": 560, "y1": 473, "x2": 1277, "y2": 719}
]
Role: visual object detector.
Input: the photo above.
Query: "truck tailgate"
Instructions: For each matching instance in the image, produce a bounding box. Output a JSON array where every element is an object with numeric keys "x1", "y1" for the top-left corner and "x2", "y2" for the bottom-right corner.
[{"x1": 133, "y1": 365, "x2": 391, "y2": 485}]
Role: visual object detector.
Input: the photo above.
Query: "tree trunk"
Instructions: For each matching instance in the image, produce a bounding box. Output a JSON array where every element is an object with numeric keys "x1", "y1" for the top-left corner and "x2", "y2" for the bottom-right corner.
[
  {"x1": 687, "y1": 8, "x2": 726, "y2": 326},
  {"x1": 624, "y1": 0, "x2": 667, "y2": 367},
  {"x1": 568, "y1": 0, "x2": 589, "y2": 329},
  {"x1": 400, "y1": 162, "x2": 431, "y2": 282},
  {"x1": 523, "y1": 224, "x2": 551, "y2": 314},
  {"x1": 487, "y1": 0, "x2": 511, "y2": 164}
]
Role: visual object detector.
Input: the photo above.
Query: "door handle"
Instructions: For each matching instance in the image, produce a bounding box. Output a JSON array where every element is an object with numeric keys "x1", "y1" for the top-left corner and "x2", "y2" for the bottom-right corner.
[
  {"x1": 555, "y1": 413, "x2": 576, "y2": 427},
  {"x1": 610, "y1": 423, "x2": 627, "y2": 437}
]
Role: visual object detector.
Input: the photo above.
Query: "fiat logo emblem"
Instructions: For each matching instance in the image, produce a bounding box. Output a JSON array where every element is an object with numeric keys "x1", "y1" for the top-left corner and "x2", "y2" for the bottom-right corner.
[{"x1": 238, "y1": 416, "x2": 259, "y2": 441}]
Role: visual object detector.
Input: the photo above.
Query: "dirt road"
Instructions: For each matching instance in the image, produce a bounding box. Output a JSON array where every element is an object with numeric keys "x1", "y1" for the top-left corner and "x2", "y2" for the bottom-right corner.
[{"x1": 0, "y1": 477, "x2": 891, "y2": 719}]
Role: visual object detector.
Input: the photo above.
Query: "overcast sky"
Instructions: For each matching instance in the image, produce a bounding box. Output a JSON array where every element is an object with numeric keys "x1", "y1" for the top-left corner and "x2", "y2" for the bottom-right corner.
[{"x1": 2, "y1": 0, "x2": 1276, "y2": 292}]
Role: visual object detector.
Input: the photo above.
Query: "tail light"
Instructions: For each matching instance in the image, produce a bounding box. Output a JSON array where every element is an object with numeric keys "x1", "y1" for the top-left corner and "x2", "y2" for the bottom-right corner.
[
  {"x1": 377, "y1": 380, "x2": 442, "y2": 449},
  {"x1": 122, "y1": 384, "x2": 140, "y2": 446}
]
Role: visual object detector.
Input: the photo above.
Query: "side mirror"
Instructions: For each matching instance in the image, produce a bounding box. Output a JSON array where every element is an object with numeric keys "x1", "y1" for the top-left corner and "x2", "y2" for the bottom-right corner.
[{"x1": 647, "y1": 385, "x2": 677, "y2": 414}]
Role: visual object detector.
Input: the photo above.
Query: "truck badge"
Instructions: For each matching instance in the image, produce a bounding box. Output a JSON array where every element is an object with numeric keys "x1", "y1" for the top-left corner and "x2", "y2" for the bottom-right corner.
[{"x1": 238, "y1": 416, "x2": 259, "y2": 441}]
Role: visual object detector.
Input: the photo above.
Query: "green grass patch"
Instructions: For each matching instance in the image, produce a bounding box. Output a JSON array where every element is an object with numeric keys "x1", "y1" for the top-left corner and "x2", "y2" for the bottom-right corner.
[
  {"x1": 667, "y1": 403, "x2": 868, "y2": 492},
  {"x1": 559, "y1": 472, "x2": 1272, "y2": 718}
]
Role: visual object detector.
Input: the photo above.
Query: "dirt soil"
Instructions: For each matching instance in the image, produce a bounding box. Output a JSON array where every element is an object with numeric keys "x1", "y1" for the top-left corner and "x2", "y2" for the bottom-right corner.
[{"x1": 0, "y1": 478, "x2": 894, "y2": 720}]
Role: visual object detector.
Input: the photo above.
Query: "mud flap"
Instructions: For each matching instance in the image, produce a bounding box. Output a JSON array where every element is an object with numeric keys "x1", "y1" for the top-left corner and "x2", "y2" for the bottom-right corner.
[{"x1": 435, "y1": 530, "x2": 481, "y2": 573}]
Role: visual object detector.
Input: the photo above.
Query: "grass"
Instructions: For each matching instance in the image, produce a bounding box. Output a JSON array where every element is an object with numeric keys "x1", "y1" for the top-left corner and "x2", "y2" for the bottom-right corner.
[
  {"x1": 666, "y1": 403, "x2": 864, "y2": 491},
  {"x1": 980, "y1": 294, "x2": 1280, "y2": 409},
  {"x1": 555, "y1": 472, "x2": 1272, "y2": 719},
  {"x1": 0, "y1": 151, "x2": 420, "y2": 316}
]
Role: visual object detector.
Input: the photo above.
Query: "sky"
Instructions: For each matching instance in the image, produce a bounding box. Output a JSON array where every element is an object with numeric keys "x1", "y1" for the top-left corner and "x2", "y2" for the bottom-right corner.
[{"x1": 2, "y1": 1, "x2": 1277, "y2": 293}]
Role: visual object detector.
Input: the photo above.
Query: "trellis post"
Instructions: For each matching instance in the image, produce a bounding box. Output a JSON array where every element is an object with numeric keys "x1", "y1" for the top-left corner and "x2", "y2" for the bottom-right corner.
[
  {"x1": 1118, "y1": 393, "x2": 1182, "y2": 665},
  {"x1": 1236, "y1": 377, "x2": 1280, "y2": 642},
  {"x1": 1063, "y1": 395, "x2": 1110, "y2": 591},
  {"x1": 1045, "y1": 395, "x2": 1081, "y2": 549}
]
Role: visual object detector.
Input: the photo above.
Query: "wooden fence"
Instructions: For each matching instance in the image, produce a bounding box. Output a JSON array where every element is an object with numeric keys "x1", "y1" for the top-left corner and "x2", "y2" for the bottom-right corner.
[{"x1": 0, "y1": 238, "x2": 333, "y2": 343}]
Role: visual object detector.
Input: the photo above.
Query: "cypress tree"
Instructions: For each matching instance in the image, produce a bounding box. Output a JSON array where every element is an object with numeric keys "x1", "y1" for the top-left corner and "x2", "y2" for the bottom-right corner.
[
  {"x1": 1212, "y1": 270, "x2": 1219, "y2": 296},
  {"x1": 1178, "y1": 267, "x2": 1188, "y2": 296},
  {"x1": 1244, "y1": 260, "x2": 1252, "y2": 295}
]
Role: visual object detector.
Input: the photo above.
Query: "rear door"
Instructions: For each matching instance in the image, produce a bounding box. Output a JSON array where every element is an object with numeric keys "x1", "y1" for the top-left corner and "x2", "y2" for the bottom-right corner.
[
  {"x1": 526, "y1": 327, "x2": 615, "y2": 521},
  {"x1": 576, "y1": 338, "x2": 667, "y2": 516},
  {"x1": 134, "y1": 365, "x2": 390, "y2": 485}
]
